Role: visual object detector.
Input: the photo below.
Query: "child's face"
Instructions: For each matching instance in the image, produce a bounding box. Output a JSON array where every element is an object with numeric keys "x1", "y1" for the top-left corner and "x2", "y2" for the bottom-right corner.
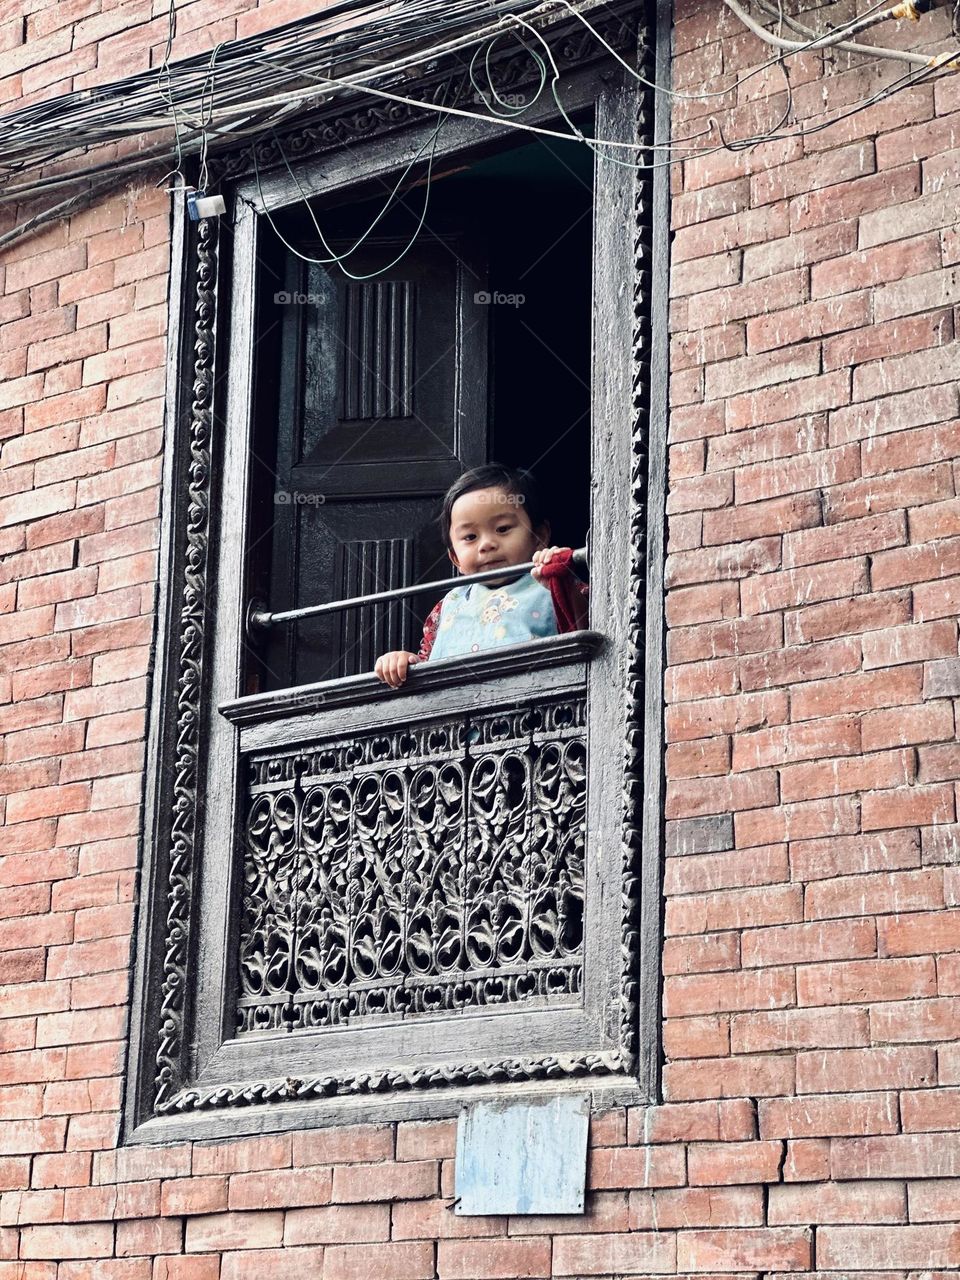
[{"x1": 447, "y1": 486, "x2": 549, "y2": 580}]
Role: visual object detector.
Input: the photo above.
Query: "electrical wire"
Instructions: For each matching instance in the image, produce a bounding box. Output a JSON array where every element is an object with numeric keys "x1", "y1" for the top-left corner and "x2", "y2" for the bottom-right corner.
[
  {"x1": 251, "y1": 90, "x2": 448, "y2": 278},
  {"x1": 0, "y1": 0, "x2": 955, "y2": 250}
]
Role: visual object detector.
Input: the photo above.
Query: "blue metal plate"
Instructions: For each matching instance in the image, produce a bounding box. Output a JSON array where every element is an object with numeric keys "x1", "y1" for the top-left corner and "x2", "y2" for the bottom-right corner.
[{"x1": 454, "y1": 1093, "x2": 590, "y2": 1215}]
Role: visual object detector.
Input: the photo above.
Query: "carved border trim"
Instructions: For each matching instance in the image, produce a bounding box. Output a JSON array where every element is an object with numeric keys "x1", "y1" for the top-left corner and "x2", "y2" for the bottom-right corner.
[
  {"x1": 208, "y1": 7, "x2": 638, "y2": 184},
  {"x1": 154, "y1": 216, "x2": 219, "y2": 1110},
  {"x1": 162, "y1": 1049, "x2": 627, "y2": 1112},
  {"x1": 618, "y1": 25, "x2": 655, "y2": 1077}
]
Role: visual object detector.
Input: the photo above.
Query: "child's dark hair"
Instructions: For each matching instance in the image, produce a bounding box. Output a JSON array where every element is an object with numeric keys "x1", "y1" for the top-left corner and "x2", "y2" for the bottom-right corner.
[{"x1": 439, "y1": 463, "x2": 547, "y2": 552}]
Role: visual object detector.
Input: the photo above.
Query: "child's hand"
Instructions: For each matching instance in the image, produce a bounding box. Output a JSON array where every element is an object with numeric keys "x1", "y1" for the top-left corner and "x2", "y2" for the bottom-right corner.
[
  {"x1": 531, "y1": 546, "x2": 570, "y2": 580},
  {"x1": 374, "y1": 650, "x2": 421, "y2": 688}
]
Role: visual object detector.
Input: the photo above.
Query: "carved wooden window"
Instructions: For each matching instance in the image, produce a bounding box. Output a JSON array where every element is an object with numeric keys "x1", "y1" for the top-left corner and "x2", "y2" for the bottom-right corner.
[{"x1": 126, "y1": 3, "x2": 666, "y2": 1142}]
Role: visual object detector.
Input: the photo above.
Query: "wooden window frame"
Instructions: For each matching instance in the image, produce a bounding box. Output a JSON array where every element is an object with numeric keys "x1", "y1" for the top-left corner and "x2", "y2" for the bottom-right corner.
[{"x1": 124, "y1": 1, "x2": 669, "y2": 1144}]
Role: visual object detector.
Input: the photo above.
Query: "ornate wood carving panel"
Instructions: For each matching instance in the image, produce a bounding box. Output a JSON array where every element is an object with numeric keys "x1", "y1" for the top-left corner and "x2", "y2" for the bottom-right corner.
[{"x1": 237, "y1": 692, "x2": 586, "y2": 1035}]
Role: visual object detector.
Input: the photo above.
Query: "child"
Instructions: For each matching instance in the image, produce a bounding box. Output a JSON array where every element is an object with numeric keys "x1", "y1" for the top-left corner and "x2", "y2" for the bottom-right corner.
[{"x1": 374, "y1": 463, "x2": 588, "y2": 688}]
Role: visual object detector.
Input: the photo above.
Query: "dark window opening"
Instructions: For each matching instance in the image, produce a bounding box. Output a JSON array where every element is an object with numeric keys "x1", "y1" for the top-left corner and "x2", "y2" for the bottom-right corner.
[{"x1": 245, "y1": 122, "x2": 595, "y2": 694}]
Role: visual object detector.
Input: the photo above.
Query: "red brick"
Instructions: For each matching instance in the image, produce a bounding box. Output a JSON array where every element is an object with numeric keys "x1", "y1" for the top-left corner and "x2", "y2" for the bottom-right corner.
[
  {"x1": 783, "y1": 1138, "x2": 831, "y2": 1182},
  {"x1": 18, "y1": 1222, "x2": 112, "y2": 1259},
  {"x1": 665, "y1": 470, "x2": 734, "y2": 515},
  {"x1": 791, "y1": 162, "x2": 921, "y2": 230},
  {"x1": 184, "y1": 1211, "x2": 283, "y2": 1252},
  {"x1": 741, "y1": 557, "x2": 869, "y2": 616},
  {"x1": 662, "y1": 931, "x2": 740, "y2": 975},
  {"x1": 665, "y1": 581, "x2": 740, "y2": 628},
  {"x1": 769, "y1": 1179, "x2": 905, "y2": 1224},
  {"x1": 154, "y1": 1176, "x2": 226, "y2": 1217},
  {"x1": 736, "y1": 444, "x2": 859, "y2": 505},
  {"x1": 829, "y1": 385, "x2": 958, "y2": 447},
  {"x1": 907, "y1": 1177, "x2": 960, "y2": 1228},
  {"x1": 588, "y1": 1145, "x2": 685, "y2": 1189},
  {"x1": 307, "y1": 1241, "x2": 434, "y2": 1280},
  {"x1": 672, "y1": 324, "x2": 746, "y2": 373},
  {"x1": 115, "y1": 1218, "x2": 182, "y2": 1257},
  {"x1": 283, "y1": 1202, "x2": 390, "y2": 1246},
  {"x1": 332, "y1": 1160, "x2": 437, "y2": 1204},
  {"x1": 228, "y1": 1166, "x2": 332, "y2": 1211},
  {"x1": 760, "y1": 1093, "x2": 899, "y2": 1139},
  {"x1": 666, "y1": 690, "x2": 788, "y2": 743},
  {"x1": 735, "y1": 796, "x2": 860, "y2": 847},
  {"x1": 902, "y1": 1088, "x2": 960, "y2": 1133},
  {"x1": 213, "y1": 1249, "x2": 319, "y2": 1280},
  {"x1": 787, "y1": 513, "x2": 908, "y2": 571},
  {"x1": 628, "y1": 1184, "x2": 762, "y2": 1229},
  {"x1": 113, "y1": 1181, "x2": 160, "y2": 1219},
  {"x1": 825, "y1": 308, "x2": 954, "y2": 373},
  {"x1": 666, "y1": 883, "x2": 801, "y2": 934},
  {"x1": 707, "y1": 415, "x2": 829, "y2": 472},
  {"x1": 439, "y1": 1237, "x2": 552, "y2": 1279},
  {"x1": 733, "y1": 1003, "x2": 872, "y2": 1053},
  {"x1": 781, "y1": 748, "x2": 915, "y2": 804},
  {"x1": 740, "y1": 637, "x2": 861, "y2": 693},
  {"x1": 865, "y1": 422, "x2": 960, "y2": 481},
  {"x1": 664, "y1": 966, "x2": 794, "y2": 1016},
  {"x1": 820, "y1": 467, "x2": 932, "y2": 539},
  {"x1": 806, "y1": 868, "x2": 944, "y2": 919},
  {"x1": 870, "y1": 995, "x2": 960, "y2": 1042},
  {"x1": 550, "y1": 1231, "x2": 675, "y2": 1277},
  {"x1": 391, "y1": 1122, "x2": 454, "y2": 1162},
  {"x1": 747, "y1": 292, "x2": 869, "y2": 354},
  {"x1": 670, "y1": 439, "x2": 705, "y2": 480},
  {"x1": 676, "y1": 1226, "x2": 811, "y2": 1271},
  {"x1": 919, "y1": 742, "x2": 960, "y2": 783},
  {"x1": 687, "y1": 268, "x2": 806, "y2": 327},
  {"x1": 863, "y1": 701, "x2": 956, "y2": 750},
  {"x1": 733, "y1": 716, "x2": 860, "y2": 772},
  {"x1": 31, "y1": 1152, "x2": 91, "y2": 1190},
  {"x1": 665, "y1": 536, "x2": 780, "y2": 588},
  {"x1": 662, "y1": 1014, "x2": 729, "y2": 1059},
  {"x1": 742, "y1": 222, "x2": 858, "y2": 283},
  {"x1": 664, "y1": 1053, "x2": 795, "y2": 1101},
  {"x1": 797, "y1": 1046, "x2": 936, "y2": 1094},
  {"x1": 665, "y1": 657, "x2": 738, "y2": 703},
  {"x1": 664, "y1": 843, "x2": 786, "y2": 895},
  {"x1": 819, "y1": 1223, "x2": 960, "y2": 1267},
  {"x1": 791, "y1": 666, "x2": 924, "y2": 721},
  {"x1": 796, "y1": 828, "x2": 920, "y2": 883},
  {"x1": 686, "y1": 1139, "x2": 782, "y2": 1185},
  {"x1": 667, "y1": 614, "x2": 781, "y2": 667},
  {"x1": 670, "y1": 249, "x2": 742, "y2": 297},
  {"x1": 862, "y1": 785, "x2": 955, "y2": 831},
  {"x1": 798, "y1": 955, "x2": 936, "y2": 1007},
  {"x1": 704, "y1": 493, "x2": 822, "y2": 547},
  {"x1": 753, "y1": 140, "x2": 875, "y2": 206},
  {"x1": 665, "y1": 769, "x2": 779, "y2": 820},
  {"x1": 673, "y1": 201, "x2": 789, "y2": 264},
  {"x1": 811, "y1": 234, "x2": 941, "y2": 299}
]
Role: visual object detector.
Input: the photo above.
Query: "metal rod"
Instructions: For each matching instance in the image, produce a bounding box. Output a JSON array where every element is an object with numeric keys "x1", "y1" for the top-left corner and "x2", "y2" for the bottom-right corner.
[{"x1": 247, "y1": 547, "x2": 588, "y2": 634}]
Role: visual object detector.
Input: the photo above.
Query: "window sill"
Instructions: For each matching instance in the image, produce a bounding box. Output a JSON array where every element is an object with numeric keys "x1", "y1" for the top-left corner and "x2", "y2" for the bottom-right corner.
[{"x1": 220, "y1": 628, "x2": 605, "y2": 726}]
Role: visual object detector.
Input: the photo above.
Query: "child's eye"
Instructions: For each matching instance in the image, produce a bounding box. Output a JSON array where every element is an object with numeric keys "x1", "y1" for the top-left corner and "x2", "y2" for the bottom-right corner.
[{"x1": 497, "y1": 524, "x2": 513, "y2": 534}]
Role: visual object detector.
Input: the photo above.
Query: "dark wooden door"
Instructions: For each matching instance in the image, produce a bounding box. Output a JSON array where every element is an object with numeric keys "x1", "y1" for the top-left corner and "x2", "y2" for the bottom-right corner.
[{"x1": 264, "y1": 234, "x2": 489, "y2": 687}]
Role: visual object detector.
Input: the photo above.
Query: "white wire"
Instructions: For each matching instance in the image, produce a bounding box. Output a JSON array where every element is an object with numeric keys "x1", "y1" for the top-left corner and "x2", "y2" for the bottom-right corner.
[{"x1": 252, "y1": 99, "x2": 448, "y2": 278}]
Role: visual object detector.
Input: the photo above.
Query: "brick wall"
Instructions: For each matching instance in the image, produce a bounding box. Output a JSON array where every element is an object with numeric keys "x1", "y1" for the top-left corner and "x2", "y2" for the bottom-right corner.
[{"x1": 2, "y1": 0, "x2": 960, "y2": 1273}]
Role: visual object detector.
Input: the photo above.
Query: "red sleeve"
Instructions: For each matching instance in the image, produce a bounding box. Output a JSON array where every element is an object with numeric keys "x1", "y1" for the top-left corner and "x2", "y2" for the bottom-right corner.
[
  {"x1": 538, "y1": 548, "x2": 589, "y2": 633},
  {"x1": 417, "y1": 600, "x2": 443, "y2": 661}
]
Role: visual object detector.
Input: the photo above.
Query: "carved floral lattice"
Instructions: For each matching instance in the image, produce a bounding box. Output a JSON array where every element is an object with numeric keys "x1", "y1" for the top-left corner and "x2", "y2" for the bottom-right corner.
[{"x1": 237, "y1": 696, "x2": 586, "y2": 1034}]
